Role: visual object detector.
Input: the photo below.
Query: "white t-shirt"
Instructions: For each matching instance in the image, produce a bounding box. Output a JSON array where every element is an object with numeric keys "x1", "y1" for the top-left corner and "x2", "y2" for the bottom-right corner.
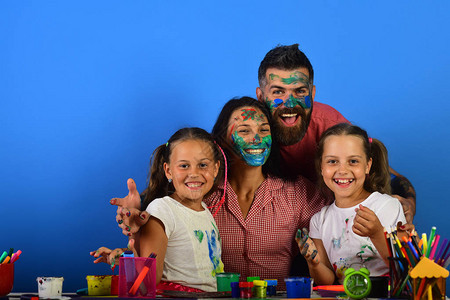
[
  {"x1": 146, "y1": 196, "x2": 224, "y2": 292},
  {"x1": 309, "y1": 192, "x2": 406, "y2": 283}
]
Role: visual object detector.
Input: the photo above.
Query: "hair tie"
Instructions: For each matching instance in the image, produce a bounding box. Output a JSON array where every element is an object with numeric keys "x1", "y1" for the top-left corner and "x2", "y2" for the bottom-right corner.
[
  {"x1": 208, "y1": 140, "x2": 228, "y2": 217},
  {"x1": 165, "y1": 142, "x2": 169, "y2": 147},
  {"x1": 368, "y1": 138, "x2": 372, "y2": 144}
]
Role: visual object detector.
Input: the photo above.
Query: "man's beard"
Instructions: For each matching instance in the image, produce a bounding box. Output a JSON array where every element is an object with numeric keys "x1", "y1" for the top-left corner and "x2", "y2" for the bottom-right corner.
[{"x1": 272, "y1": 106, "x2": 312, "y2": 146}]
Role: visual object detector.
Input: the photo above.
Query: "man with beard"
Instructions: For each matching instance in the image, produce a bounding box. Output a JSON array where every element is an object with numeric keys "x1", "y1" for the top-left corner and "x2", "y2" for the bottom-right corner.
[{"x1": 255, "y1": 44, "x2": 416, "y2": 222}]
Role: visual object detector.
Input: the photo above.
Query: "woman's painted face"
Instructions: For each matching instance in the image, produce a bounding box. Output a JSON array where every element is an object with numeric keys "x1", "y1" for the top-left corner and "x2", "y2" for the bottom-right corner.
[{"x1": 227, "y1": 106, "x2": 272, "y2": 166}]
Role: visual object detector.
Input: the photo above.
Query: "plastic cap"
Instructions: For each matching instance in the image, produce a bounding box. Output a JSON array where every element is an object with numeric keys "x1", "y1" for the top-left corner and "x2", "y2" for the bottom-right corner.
[
  {"x1": 253, "y1": 280, "x2": 268, "y2": 287},
  {"x1": 239, "y1": 282, "x2": 254, "y2": 288}
]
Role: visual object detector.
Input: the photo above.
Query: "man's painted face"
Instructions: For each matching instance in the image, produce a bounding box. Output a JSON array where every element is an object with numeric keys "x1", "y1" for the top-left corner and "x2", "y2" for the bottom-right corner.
[
  {"x1": 227, "y1": 107, "x2": 272, "y2": 167},
  {"x1": 258, "y1": 67, "x2": 314, "y2": 146},
  {"x1": 265, "y1": 71, "x2": 312, "y2": 112}
]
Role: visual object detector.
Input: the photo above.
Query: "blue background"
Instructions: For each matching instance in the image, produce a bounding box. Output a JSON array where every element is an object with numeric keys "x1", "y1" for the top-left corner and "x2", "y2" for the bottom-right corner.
[{"x1": 1, "y1": 0, "x2": 449, "y2": 294}]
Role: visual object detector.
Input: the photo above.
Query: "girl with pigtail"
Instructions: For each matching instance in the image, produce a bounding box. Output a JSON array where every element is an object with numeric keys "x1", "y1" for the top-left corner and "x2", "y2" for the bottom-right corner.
[
  {"x1": 138, "y1": 127, "x2": 225, "y2": 292},
  {"x1": 296, "y1": 123, "x2": 407, "y2": 285}
]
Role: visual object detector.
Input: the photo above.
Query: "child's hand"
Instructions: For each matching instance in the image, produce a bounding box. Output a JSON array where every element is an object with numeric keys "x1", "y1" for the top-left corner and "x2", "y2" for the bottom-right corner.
[
  {"x1": 396, "y1": 221, "x2": 415, "y2": 241},
  {"x1": 110, "y1": 178, "x2": 150, "y2": 236},
  {"x1": 295, "y1": 228, "x2": 319, "y2": 264},
  {"x1": 353, "y1": 204, "x2": 383, "y2": 238},
  {"x1": 90, "y1": 247, "x2": 119, "y2": 265},
  {"x1": 89, "y1": 240, "x2": 138, "y2": 268}
]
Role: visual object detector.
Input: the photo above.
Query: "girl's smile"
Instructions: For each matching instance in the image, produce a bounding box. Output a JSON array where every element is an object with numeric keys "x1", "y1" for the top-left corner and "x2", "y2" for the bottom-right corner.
[
  {"x1": 321, "y1": 135, "x2": 372, "y2": 207},
  {"x1": 164, "y1": 139, "x2": 219, "y2": 209}
]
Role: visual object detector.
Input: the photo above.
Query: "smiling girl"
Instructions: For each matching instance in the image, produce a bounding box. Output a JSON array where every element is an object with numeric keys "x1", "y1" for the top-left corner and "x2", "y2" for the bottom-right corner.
[
  {"x1": 297, "y1": 123, "x2": 406, "y2": 285},
  {"x1": 139, "y1": 127, "x2": 224, "y2": 292}
]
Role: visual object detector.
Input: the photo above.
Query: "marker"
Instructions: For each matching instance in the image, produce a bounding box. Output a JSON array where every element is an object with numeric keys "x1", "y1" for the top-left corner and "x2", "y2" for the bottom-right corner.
[
  {"x1": 128, "y1": 254, "x2": 155, "y2": 295},
  {"x1": 410, "y1": 231, "x2": 423, "y2": 257},
  {"x1": 313, "y1": 285, "x2": 344, "y2": 292},
  {"x1": 10, "y1": 250, "x2": 22, "y2": 263},
  {"x1": 438, "y1": 241, "x2": 450, "y2": 266},
  {"x1": 402, "y1": 236, "x2": 419, "y2": 261},
  {"x1": 426, "y1": 227, "x2": 436, "y2": 257},
  {"x1": 123, "y1": 250, "x2": 136, "y2": 294},
  {"x1": 429, "y1": 235, "x2": 440, "y2": 260},
  {"x1": 422, "y1": 233, "x2": 428, "y2": 255},
  {"x1": 1, "y1": 256, "x2": 10, "y2": 264},
  {"x1": 435, "y1": 238, "x2": 448, "y2": 263},
  {"x1": 0, "y1": 251, "x2": 7, "y2": 263}
]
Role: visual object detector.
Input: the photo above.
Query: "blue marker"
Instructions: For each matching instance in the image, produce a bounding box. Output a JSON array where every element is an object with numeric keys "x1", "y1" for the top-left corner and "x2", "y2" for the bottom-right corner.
[{"x1": 123, "y1": 250, "x2": 136, "y2": 294}]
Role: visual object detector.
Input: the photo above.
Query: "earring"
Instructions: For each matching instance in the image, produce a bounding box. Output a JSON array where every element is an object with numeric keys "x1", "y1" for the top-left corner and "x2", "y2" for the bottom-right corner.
[{"x1": 168, "y1": 179, "x2": 172, "y2": 183}]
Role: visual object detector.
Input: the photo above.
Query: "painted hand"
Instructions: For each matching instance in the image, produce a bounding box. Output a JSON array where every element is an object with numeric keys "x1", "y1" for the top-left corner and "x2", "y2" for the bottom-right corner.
[
  {"x1": 295, "y1": 228, "x2": 319, "y2": 264},
  {"x1": 89, "y1": 239, "x2": 138, "y2": 269},
  {"x1": 392, "y1": 195, "x2": 415, "y2": 224},
  {"x1": 110, "y1": 178, "x2": 150, "y2": 236},
  {"x1": 352, "y1": 204, "x2": 383, "y2": 238},
  {"x1": 396, "y1": 221, "x2": 415, "y2": 241},
  {"x1": 90, "y1": 246, "x2": 115, "y2": 266}
]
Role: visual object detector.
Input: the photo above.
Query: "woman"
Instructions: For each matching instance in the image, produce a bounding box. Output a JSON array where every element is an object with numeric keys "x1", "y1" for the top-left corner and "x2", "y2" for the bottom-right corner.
[{"x1": 204, "y1": 97, "x2": 327, "y2": 285}]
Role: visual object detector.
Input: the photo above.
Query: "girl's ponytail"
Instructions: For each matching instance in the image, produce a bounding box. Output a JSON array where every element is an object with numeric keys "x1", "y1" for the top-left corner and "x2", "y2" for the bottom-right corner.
[
  {"x1": 365, "y1": 138, "x2": 391, "y2": 195},
  {"x1": 142, "y1": 144, "x2": 171, "y2": 210}
]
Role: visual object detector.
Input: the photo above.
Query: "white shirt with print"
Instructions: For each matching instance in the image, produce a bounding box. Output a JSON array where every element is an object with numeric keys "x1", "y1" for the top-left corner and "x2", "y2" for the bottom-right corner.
[
  {"x1": 309, "y1": 192, "x2": 406, "y2": 283},
  {"x1": 146, "y1": 196, "x2": 224, "y2": 291}
]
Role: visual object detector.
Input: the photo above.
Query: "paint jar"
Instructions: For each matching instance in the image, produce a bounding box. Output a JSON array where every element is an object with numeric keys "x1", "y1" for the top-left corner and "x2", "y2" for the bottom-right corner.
[
  {"x1": 230, "y1": 281, "x2": 240, "y2": 298},
  {"x1": 239, "y1": 282, "x2": 253, "y2": 298},
  {"x1": 86, "y1": 275, "x2": 113, "y2": 296},
  {"x1": 37, "y1": 277, "x2": 64, "y2": 299},
  {"x1": 284, "y1": 277, "x2": 311, "y2": 298},
  {"x1": 216, "y1": 272, "x2": 240, "y2": 292},
  {"x1": 253, "y1": 280, "x2": 267, "y2": 298},
  {"x1": 246, "y1": 276, "x2": 259, "y2": 295},
  {"x1": 246, "y1": 276, "x2": 260, "y2": 282},
  {"x1": 265, "y1": 279, "x2": 277, "y2": 296},
  {"x1": 110, "y1": 275, "x2": 119, "y2": 295},
  {"x1": 0, "y1": 263, "x2": 14, "y2": 297}
]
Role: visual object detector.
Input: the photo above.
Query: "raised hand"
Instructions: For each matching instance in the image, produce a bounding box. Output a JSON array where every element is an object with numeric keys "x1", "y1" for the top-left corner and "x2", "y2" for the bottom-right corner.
[{"x1": 110, "y1": 178, "x2": 150, "y2": 236}]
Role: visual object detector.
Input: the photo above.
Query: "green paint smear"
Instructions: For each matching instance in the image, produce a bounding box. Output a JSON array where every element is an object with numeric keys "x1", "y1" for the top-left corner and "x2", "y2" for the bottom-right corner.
[
  {"x1": 240, "y1": 109, "x2": 265, "y2": 122},
  {"x1": 269, "y1": 73, "x2": 280, "y2": 81},
  {"x1": 281, "y1": 71, "x2": 309, "y2": 85}
]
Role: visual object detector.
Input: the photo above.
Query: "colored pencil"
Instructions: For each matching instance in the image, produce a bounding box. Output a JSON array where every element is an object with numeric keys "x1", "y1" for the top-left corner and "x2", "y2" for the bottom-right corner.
[
  {"x1": 426, "y1": 227, "x2": 436, "y2": 257},
  {"x1": 429, "y1": 235, "x2": 440, "y2": 260}
]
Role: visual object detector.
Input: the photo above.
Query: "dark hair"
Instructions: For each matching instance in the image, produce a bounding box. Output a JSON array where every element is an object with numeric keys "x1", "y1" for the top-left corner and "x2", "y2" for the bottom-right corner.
[
  {"x1": 142, "y1": 127, "x2": 222, "y2": 209},
  {"x1": 211, "y1": 96, "x2": 281, "y2": 178},
  {"x1": 315, "y1": 123, "x2": 391, "y2": 195},
  {"x1": 258, "y1": 44, "x2": 314, "y2": 87}
]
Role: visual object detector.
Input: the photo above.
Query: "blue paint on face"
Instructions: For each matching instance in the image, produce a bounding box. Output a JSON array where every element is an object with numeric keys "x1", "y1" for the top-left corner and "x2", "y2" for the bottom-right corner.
[
  {"x1": 304, "y1": 95, "x2": 311, "y2": 108},
  {"x1": 273, "y1": 98, "x2": 283, "y2": 107},
  {"x1": 273, "y1": 95, "x2": 311, "y2": 109},
  {"x1": 231, "y1": 132, "x2": 272, "y2": 167}
]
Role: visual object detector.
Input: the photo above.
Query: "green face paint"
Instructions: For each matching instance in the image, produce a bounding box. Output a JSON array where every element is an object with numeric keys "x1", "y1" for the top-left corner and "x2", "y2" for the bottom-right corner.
[
  {"x1": 265, "y1": 95, "x2": 311, "y2": 113},
  {"x1": 231, "y1": 132, "x2": 272, "y2": 167},
  {"x1": 268, "y1": 71, "x2": 309, "y2": 86}
]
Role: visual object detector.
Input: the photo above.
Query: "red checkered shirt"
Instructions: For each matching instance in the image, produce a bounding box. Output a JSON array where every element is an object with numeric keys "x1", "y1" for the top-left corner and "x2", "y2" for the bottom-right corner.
[{"x1": 204, "y1": 175, "x2": 329, "y2": 289}]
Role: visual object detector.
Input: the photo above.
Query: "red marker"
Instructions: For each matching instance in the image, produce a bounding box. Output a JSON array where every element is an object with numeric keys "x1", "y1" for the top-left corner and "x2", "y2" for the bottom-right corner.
[{"x1": 10, "y1": 250, "x2": 22, "y2": 263}]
